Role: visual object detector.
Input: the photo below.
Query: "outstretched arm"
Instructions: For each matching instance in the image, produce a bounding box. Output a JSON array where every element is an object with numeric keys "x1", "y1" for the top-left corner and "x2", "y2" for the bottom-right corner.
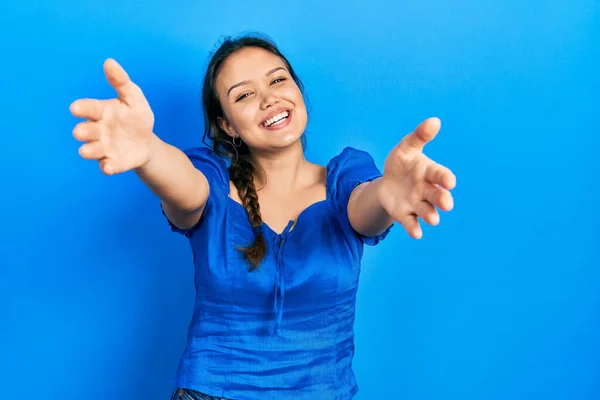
[{"x1": 70, "y1": 58, "x2": 209, "y2": 230}]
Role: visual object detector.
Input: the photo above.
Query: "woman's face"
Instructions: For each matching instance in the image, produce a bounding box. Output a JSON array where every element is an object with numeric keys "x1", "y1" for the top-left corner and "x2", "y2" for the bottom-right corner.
[{"x1": 215, "y1": 46, "x2": 308, "y2": 153}]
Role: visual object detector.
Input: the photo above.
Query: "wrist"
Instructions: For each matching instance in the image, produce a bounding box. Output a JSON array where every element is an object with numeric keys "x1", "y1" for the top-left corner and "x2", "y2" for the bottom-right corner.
[{"x1": 134, "y1": 132, "x2": 163, "y2": 174}]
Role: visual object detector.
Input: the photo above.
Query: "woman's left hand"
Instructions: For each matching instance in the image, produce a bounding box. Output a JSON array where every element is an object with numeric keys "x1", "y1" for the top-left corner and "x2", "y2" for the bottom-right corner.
[{"x1": 378, "y1": 117, "x2": 456, "y2": 239}]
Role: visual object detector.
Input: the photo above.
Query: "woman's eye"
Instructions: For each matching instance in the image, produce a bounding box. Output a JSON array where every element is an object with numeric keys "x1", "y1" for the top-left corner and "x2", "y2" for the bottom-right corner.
[
  {"x1": 236, "y1": 93, "x2": 250, "y2": 102},
  {"x1": 235, "y1": 78, "x2": 286, "y2": 102}
]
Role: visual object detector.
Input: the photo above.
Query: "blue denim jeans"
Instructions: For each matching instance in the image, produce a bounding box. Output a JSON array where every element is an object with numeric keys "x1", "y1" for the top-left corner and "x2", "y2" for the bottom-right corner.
[{"x1": 170, "y1": 388, "x2": 231, "y2": 400}]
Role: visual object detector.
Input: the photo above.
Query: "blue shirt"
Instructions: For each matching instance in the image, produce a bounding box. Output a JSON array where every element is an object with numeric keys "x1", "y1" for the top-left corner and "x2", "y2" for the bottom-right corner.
[{"x1": 163, "y1": 146, "x2": 393, "y2": 400}]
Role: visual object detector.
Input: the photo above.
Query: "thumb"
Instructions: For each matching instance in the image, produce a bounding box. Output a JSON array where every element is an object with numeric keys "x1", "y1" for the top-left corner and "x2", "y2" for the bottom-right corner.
[
  {"x1": 399, "y1": 117, "x2": 441, "y2": 153},
  {"x1": 103, "y1": 58, "x2": 144, "y2": 106}
]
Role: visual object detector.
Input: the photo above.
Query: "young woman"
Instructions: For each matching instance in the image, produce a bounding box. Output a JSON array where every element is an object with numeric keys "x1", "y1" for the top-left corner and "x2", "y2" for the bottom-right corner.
[{"x1": 70, "y1": 33, "x2": 456, "y2": 400}]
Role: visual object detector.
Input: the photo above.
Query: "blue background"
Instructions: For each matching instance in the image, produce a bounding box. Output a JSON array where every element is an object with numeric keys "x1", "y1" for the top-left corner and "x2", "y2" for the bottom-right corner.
[{"x1": 1, "y1": 1, "x2": 598, "y2": 399}]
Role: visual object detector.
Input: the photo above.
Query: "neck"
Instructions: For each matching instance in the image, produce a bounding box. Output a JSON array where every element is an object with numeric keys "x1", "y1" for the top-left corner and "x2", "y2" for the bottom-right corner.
[{"x1": 249, "y1": 141, "x2": 308, "y2": 194}]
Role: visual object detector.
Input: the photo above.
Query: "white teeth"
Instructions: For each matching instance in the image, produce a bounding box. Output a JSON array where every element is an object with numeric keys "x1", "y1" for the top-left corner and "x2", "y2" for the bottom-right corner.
[{"x1": 263, "y1": 111, "x2": 289, "y2": 127}]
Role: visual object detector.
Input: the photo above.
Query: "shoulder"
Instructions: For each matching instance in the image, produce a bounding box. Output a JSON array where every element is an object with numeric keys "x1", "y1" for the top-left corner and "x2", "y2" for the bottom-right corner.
[
  {"x1": 326, "y1": 146, "x2": 382, "y2": 203},
  {"x1": 183, "y1": 146, "x2": 227, "y2": 166},
  {"x1": 326, "y1": 147, "x2": 381, "y2": 187},
  {"x1": 182, "y1": 145, "x2": 229, "y2": 193},
  {"x1": 325, "y1": 147, "x2": 393, "y2": 245},
  {"x1": 327, "y1": 146, "x2": 374, "y2": 167}
]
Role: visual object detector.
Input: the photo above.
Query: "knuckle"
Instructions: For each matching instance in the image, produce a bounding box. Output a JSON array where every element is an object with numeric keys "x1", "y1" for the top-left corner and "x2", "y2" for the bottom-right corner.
[
  {"x1": 435, "y1": 168, "x2": 444, "y2": 182},
  {"x1": 433, "y1": 187, "x2": 444, "y2": 203},
  {"x1": 435, "y1": 188, "x2": 444, "y2": 203},
  {"x1": 394, "y1": 201, "x2": 411, "y2": 217},
  {"x1": 416, "y1": 184, "x2": 429, "y2": 201},
  {"x1": 98, "y1": 123, "x2": 108, "y2": 138},
  {"x1": 393, "y1": 148, "x2": 411, "y2": 163},
  {"x1": 441, "y1": 188, "x2": 451, "y2": 201}
]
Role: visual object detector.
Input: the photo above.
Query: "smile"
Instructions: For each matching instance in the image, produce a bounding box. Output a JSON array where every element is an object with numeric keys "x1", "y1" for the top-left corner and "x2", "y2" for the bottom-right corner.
[{"x1": 261, "y1": 110, "x2": 291, "y2": 129}]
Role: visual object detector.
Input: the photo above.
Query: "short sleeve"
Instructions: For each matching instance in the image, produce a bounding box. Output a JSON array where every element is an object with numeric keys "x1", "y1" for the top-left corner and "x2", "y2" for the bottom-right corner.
[
  {"x1": 327, "y1": 147, "x2": 393, "y2": 246},
  {"x1": 161, "y1": 146, "x2": 229, "y2": 236}
]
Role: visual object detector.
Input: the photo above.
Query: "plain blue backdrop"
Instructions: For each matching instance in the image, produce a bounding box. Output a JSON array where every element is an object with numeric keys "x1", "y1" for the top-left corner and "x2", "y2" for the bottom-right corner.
[{"x1": 0, "y1": 1, "x2": 598, "y2": 399}]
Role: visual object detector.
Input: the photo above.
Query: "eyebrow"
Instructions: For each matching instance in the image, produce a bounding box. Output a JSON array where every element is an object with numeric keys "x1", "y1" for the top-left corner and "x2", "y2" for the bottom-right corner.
[{"x1": 227, "y1": 66, "x2": 287, "y2": 97}]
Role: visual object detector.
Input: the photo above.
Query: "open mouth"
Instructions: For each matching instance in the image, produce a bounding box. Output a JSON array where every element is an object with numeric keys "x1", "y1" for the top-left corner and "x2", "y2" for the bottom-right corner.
[{"x1": 262, "y1": 110, "x2": 290, "y2": 128}]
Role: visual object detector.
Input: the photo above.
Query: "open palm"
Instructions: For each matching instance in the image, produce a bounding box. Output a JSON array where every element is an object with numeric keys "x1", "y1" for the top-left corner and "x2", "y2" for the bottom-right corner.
[
  {"x1": 70, "y1": 59, "x2": 155, "y2": 175},
  {"x1": 378, "y1": 118, "x2": 457, "y2": 239}
]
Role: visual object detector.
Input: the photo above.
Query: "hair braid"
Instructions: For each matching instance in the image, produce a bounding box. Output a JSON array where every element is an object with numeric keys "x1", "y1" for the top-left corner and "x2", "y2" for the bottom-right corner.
[{"x1": 229, "y1": 156, "x2": 267, "y2": 271}]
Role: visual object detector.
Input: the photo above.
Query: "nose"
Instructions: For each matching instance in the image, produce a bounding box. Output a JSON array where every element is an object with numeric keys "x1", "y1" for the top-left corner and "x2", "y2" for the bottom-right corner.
[{"x1": 260, "y1": 90, "x2": 279, "y2": 109}]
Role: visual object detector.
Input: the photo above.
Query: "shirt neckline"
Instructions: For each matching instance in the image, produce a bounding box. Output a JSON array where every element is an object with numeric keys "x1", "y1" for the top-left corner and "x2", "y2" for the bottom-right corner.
[{"x1": 226, "y1": 161, "x2": 332, "y2": 237}]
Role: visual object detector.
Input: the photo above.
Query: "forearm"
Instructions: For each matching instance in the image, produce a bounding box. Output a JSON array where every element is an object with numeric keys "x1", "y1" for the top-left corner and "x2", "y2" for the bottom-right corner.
[
  {"x1": 134, "y1": 135, "x2": 209, "y2": 213},
  {"x1": 347, "y1": 178, "x2": 394, "y2": 237}
]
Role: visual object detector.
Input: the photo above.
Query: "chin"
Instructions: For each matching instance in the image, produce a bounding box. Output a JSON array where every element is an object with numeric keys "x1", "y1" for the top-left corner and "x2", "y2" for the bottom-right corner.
[
  {"x1": 268, "y1": 122, "x2": 307, "y2": 147},
  {"x1": 271, "y1": 133, "x2": 304, "y2": 150}
]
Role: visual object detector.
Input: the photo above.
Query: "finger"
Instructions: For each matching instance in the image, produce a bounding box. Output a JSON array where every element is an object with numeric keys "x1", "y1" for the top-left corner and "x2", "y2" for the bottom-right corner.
[
  {"x1": 103, "y1": 58, "x2": 144, "y2": 106},
  {"x1": 78, "y1": 141, "x2": 106, "y2": 160},
  {"x1": 398, "y1": 117, "x2": 441, "y2": 154},
  {"x1": 400, "y1": 214, "x2": 422, "y2": 239},
  {"x1": 424, "y1": 162, "x2": 456, "y2": 190},
  {"x1": 70, "y1": 98, "x2": 104, "y2": 121},
  {"x1": 72, "y1": 121, "x2": 101, "y2": 142},
  {"x1": 414, "y1": 201, "x2": 440, "y2": 226},
  {"x1": 99, "y1": 158, "x2": 115, "y2": 176},
  {"x1": 423, "y1": 183, "x2": 454, "y2": 211}
]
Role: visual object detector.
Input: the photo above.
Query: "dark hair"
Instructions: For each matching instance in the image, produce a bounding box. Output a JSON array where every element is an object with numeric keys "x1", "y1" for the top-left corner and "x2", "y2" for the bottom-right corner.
[{"x1": 201, "y1": 32, "x2": 307, "y2": 271}]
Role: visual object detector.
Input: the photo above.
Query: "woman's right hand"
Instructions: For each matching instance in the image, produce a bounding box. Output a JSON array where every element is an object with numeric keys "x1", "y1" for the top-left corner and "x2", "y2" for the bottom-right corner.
[{"x1": 70, "y1": 58, "x2": 156, "y2": 176}]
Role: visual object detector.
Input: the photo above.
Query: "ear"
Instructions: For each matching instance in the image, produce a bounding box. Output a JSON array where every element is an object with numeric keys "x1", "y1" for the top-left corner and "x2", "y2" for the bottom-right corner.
[{"x1": 217, "y1": 116, "x2": 237, "y2": 138}]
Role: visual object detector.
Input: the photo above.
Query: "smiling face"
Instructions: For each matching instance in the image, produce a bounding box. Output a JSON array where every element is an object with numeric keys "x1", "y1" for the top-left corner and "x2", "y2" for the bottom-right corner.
[{"x1": 215, "y1": 46, "x2": 308, "y2": 153}]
